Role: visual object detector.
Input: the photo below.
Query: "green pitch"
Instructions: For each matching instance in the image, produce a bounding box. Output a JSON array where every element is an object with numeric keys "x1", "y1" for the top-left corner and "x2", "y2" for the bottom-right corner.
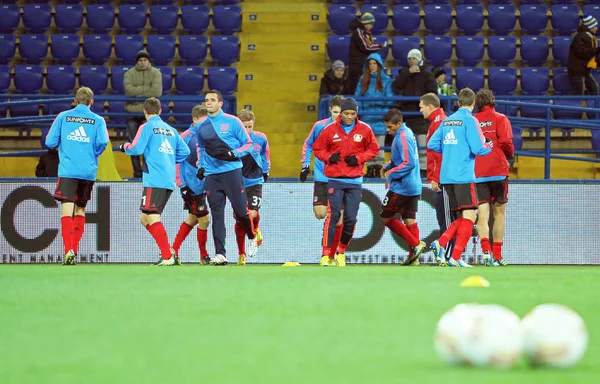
[{"x1": 0, "y1": 266, "x2": 598, "y2": 384}]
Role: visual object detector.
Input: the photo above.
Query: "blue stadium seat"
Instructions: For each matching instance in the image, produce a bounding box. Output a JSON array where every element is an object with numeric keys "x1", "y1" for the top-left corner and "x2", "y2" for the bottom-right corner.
[
  {"x1": 488, "y1": 67, "x2": 517, "y2": 95},
  {"x1": 592, "y1": 129, "x2": 600, "y2": 151},
  {"x1": 551, "y1": 5, "x2": 580, "y2": 36},
  {"x1": 553, "y1": 99, "x2": 582, "y2": 120},
  {"x1": 121, "y1": 0, "x2": 146, "y2": 3},
  {"x1": 150, "y1": 5, "x2": 178, "y2": 34},
  {"x1": 520, "y1": 99, "x2": 550, "y2": 119},
  {"x1": 9, "y1": 97, "x2": 39, "y2": 117},
  {"x1": 391, "y1": 36, "x2": 420, "y2": 66},
  {"x1": 0, "y1": 5, "x2": 20, "y2": 34},
  {"x1": 23, "y1": 4, "x2": 52, "y2": 33},
  {"x1": 210, "y1": 36, "x2": 240, "y2": 66},
  {"x1": 179, "y1": 36, "x2": 208, "y2": 65},
  {"x1": 51, "y1": 34, "x2": 80, "y2": 65},
  {"x1": 47, "y1": 102, "x2": 73, "y2": 115},
  {"x1": 155, "y1": 66, "x2": 173, "y2": 94},
  {"x1": 213, "y1": 6, "x2": 242, "y2": 35},
  {"x1": 110, "y1": 66, "x2": 131, "y2": 94},
  {"x1": 328, "y1": 5, "x2": 357, "y2": 35},
  {"x1": 0, "y1": 35, "x2": 16, "y2": 64},
  {"x1": 147, "y1": 35, "x2": 175, "y2": 65},
  {"x1": 19, "y1": 34, "x2": 49, "y2": 63},
  {"x1": 429, "y1": 65, "x2": 453, "y2": 85},
  {"x1": 186, "y1": 0, "x2": 209, "y2": 3},
  {"x1": 79, "y1": 66, "x2": 109, "y2": 94},
  {"x1": 423, "y1": 36, "x2": 452, "y2": 67},
  {"x1": 373, "y1": 35, "x2": 389, "y2": 61},
  {"x1": 46, "y1": 65, "x2": 76, "y2": 94},
  {"x1": 14, "y1": 65, "x2": 44, "y2": 93},
  {"x1": 364, "y1": 0, "x2": 388, "y2": 3},
  {"x1": 456, "y1": 5, "x2": 484, "y2": 35},
  {"x1": 583, "y1": 5, "x2": 600, "y2": 26},
  {"x1": 115, "y1": 35, "x2": 145, "y2": 65},
  {"x1": 331, "y1": 0, "x2": 354, "y2": 3},
  {"x1": 107, "y1": 101, "x2": 127, "y2": 125},
  {"x1": 392, "y1": 0, "x2": 419, "y2": 3},
  {"x1": 119, "y1": 5, "x2": 147, "y2": 34},
  {"x1": 520, "y1": 36, "x2": 549, "y2": 67},
  {"x1": 391, "y1": 5, "x2": 420, "y2": 36},
  {"x1": 519, "y1": 5, "x2": 548, "y2": 35},
  {"x1": 172, "y1": 101, "x2": 197, "y2": 124},
  {"x1": 457, "y1": 0, "x2": 481, "y2": 3},
  {"x1": 487, "y1": 36, "x2": 516, "y2": 66},
  {"x1": 455, "y1": 67, "x2": 484, "y2": 92},
  {"x1": 424, "y1": 5, "x2": 452, "y2": 35},
  {"x1": 360, "y1": 5, "x2": 388, "y2": 35},
  {"x1": 327, "y1": 36, "x2": 350, "y2": 62},
  {"x1": 552, "y1": 36, "x2": 572, "y2": 67},
  {"x1": 520, "y1": 67, "x2": 550, "y2": 95},
  {"x1": 175, "y1": 67, "x2": 205, "y2": 95},
  {"x1": 0, "y1": 65, "x2": 10, "y2": 93},
  {"x1": 86, "y1": 5, "x2": 116, "y2": 34},
  {"x1": 455, "y1": 36, "x2": 484, "y2": 67},
  {"x1": 208, "y1": 67, "x2": 237, "y2": 95},
  {"x1": 55, "y1": 5, "x2": 83, "y2": 33},
  {"x1": 216, "y1": 0, "x2": 241, "y2": 4},
  {"x1": 487, "y1": 5, "x2": 516, "y2": 36},
  {"x1": 83, "y1": 35, "x2": 112, "y2": 65},
  {"x1": 181, "y1": 6, "x2": 210, "y2": 35},
  {"x1": 552, "y1": 67, "x2": 574, "y2": 95}
]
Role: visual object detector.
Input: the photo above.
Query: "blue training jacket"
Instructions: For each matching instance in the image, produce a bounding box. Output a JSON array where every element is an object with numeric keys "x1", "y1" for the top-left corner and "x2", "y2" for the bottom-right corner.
[
  {"x1": 124, "y1": 115, "x2": 190, "y2": 190},
  {"x1": 177, "y1": 120, "x2": 205, "y2": 195},
  {"x1": 242, "y1": 130, "x2": 271, "y2": 188},
  {"x1": 301, "y1": 117, "x2": 333, "y2": 183},
  {"x1": 384, "y1": 123, "x2": 422, "y2": 196},
  {"x1": 45, "y1": 104, "x2": 109, "y2": 181},
  {"x1": 427, "y1": 108, "x2": 492, "y2": 184},
  {"x1": 196, "y1": 110, "x2": 253, "y2": 176}
]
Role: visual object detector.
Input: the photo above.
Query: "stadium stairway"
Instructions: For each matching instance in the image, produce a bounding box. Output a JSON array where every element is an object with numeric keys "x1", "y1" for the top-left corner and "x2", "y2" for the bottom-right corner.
[{"x1": 237, "y1": 1, "x2": 327, "y2": 178}]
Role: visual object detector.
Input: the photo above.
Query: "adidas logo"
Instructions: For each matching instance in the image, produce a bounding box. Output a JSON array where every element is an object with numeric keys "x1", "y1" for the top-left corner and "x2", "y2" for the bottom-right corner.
[
  {"x1": 443, "y1": 129, "x2": 458, "y2": 145},
  {"x1": 333, "y1": 133, "x2": 340, "y2": 139},
  {"x1": 67, "y1": 126, "x2": 91, "y2": 142},
  {"x1": 159, "y1": 138, "x2": 174, "y2": 154}
]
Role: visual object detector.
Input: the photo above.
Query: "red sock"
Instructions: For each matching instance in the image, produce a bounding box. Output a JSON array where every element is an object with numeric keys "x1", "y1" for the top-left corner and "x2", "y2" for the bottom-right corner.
[
  {"x1": 337, "y1": 242, "x2": 348, "y2": 254},
  {"x1": 197, "y1": 228, "x2": 209, "y2": 258},
  {"x1": 235, "y1": 221, "x2": 246, "y2": 255},
  {"x1": 481, "y1": 238, "x2": 491, "y2": 254},
  {"x1": 385, "y1": 218, "x2": 419, "y2": 247},
  {"x1": 72, "y1": 215, "x2": 86, "y2": 255},
  {"x1": 61, "y1": 216, "x2": 74, "y2": 254},
  {"x1": 407, "y1": 222, "x2": 420, "y2": 243},
  {"x1": 252, "y1": 212, "x2": 260, "y2": 228},
  {"x1": 493, "y1": 242, "x2": 503, "y2": 260},
  {"x1": 451, "y1": 219, "x2": 474, "y2": 260},
  {"x1": 173, "y1": 222, "x2": 193, "y2": 254},
  {"x1": 329, "y1": 224, "x2": 343, "y2": 258},
  {"x1": 147, "y1": 222, "x2": 172, "y2": 259},
  {"x1": 439, "y1": 219, "x2": 462, "y2": 248}
]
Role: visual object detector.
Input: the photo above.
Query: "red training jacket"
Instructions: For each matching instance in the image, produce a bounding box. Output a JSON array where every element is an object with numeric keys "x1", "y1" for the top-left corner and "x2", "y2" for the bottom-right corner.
[
  {"x1": 313, "y1": 116, "x2": 380, "y2": 179},
  {"x1": 425, "y1": 108, "x2": 447, "y2": 183},
  {"x1": 474, "y1": 106, "x2": 514, "y2": 178}
]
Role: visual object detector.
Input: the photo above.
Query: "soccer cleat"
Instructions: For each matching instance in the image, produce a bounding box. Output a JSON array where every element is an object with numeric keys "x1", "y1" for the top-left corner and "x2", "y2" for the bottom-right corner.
[
  {"x1": 173, "y1": 249, "x2": 182, "y2": 266},
  {"x1": 155, "y1": 255, "x2": 175, "y2": 266},
  {"x1": 483, "y1": 251, "x2": 496, "y2": 267},
  {"x1": 320, "y1": 255, "x2": 335, "y2": 266},
  {"x1": 495, "y1": 258, "x2": 508, "y2": 266},
  {"x1": 200, "y1": 256, "x2": 211, "y2": 265},
  {"x1": 448, "y1": 258, "x2": 473, "y2": 268},
  {"x1": 247, "y1": 236, "x2": 258, "y2": 258},
  {"x1": 255, "y1": 228, "x2": 263, "y2": 246},
  {"x1": 430, "y1": 240, "x2": 446, "y2": 265},
  {"x1": 237, "y1": 253, "x2": 246, "y2": 266},
  {"x1": 210, "y1": 254, "x2": 229, "y2": 266},
  {"x1": 63, "y1": 250, "x2": 76, "y2": 265},
  {"x1": 334, "y1": 252, "x2": 346, "y2": 267},
  {"x1": 403, "y1": 241, "x2": 426, "y2": 266}
]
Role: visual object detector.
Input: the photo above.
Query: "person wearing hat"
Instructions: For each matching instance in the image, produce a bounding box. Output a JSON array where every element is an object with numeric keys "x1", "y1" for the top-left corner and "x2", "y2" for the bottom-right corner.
[
  {"x1": 320, "y1": 60, "x2": 349, "y2": 97},
  {"x1": 123, "y1": 50, "x2": 163, "y2": 178},
  {"x1": 347, "y1": 12, "x2": 386, "y2": 95},
  {"x1": 568, "y1": 15, "x2": 600, "y2": 95}
]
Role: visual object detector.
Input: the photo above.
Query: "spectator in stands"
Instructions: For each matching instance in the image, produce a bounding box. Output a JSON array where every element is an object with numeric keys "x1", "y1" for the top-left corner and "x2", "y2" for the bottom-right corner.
[
  {"x1": 347, "y1": 12, "x2": 386, "y2": 95},
  {"x1": 432, "y1": 67, "x2": 456, "y2": 96},
  {"x1": 568, "y1": 15, "x2": 600, "y2": 95},
  {"x1": 320, "y1": 60, "x2": 348, "y2": 97},
  {"x1": 124, "y1": 50, "x2": 163, "y2": 178},
  {"x1": 36, "y1": 148, "x2": 59, "y2": 177}
]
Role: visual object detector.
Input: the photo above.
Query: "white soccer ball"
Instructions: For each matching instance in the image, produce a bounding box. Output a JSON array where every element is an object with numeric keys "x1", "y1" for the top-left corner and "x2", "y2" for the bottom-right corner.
[
  {"x1": 434, "y1": 303, "x2": 480, "y2": 365},
  {"x1": 521, "y1": 304, "x2": 588, "y2": 368}
]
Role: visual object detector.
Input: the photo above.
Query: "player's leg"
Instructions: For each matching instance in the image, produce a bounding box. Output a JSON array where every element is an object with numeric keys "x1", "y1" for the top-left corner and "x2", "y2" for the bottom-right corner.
[
  {"x1": 335, "y1": 183, "x2": 362, "y2": 266},
  {"x1": 225, "y1": 170, "x2": 258, "y2": 258},
  {"x1": 313, "y1": 182, "x2": 328, "y2": 219},
  {"x1": 321, "y1": 182, "x2": 344, "y2": 265},
  {"x1": 141, "y1": 188, "x2": 176, "y2": 266},
  {"x1": 71, "y1": 179, "x2": 94, "y2": 258},
  {"x1": 442, "y1": 186, "x2": 458, "y2": 260},
  {"x1": 247, "y1": 185, "x2": 263, "y2": 246},
  {"x1": 196, "y1": 211, "x2": 211, "y2": 264},
  {"x1": 475, "y1": 182, "x2": 494, "y2": 265},
  {"x1": 490, "y1": 178, "x2": 509, "y2": 265},
  {"x1": 401, "y1": 197, "x2": 426, "y2": 265},
  {"x1": 431, "y1": 185, "x2": 462, "y2": 258},
  {"x1": 328, "y1": 210, "x2": 343, "y2": 259},
  {"x1": 172, "y1": 189, "x2": 199, "y2": 257},
  {"x1": 205, "y1": 175, "x2": 229, "y2": 265},
  {"x1": 381, "y1": 193, "x2": 420, "y2": 261},
  {"x1": 53, "y1": 178, "x2": 77, "y2": 265},
  {"x1": 447, "y1": 183, "x2": 478, "y2": 267}
]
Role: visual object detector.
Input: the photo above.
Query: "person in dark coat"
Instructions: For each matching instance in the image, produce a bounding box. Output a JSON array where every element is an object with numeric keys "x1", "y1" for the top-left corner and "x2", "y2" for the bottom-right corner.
[
  {"x1": 320, "y1": 60, "x2": 348, "y2": 97},
  {"x1": 568, "y1": 15, "x2": 600, "y2": 95},
  {"x1": 347, "y1": 12, "x2": 385, "y2": 95},
  {"x1": 36, "y1": 148, "x2": 59, "y2": 177}
]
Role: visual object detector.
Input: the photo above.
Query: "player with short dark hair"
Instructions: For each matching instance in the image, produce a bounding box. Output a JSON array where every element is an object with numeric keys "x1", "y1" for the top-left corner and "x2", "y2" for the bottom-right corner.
[
  {"x1": 120, "y1": 97, "x2": 190, "y2": 266},
  {"x1": 46, "y1": 87, "x2": 109, "y2": 265}
]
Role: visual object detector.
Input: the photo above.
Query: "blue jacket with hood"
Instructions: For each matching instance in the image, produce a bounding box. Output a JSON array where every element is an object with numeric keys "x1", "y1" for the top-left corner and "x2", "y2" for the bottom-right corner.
[{"x1": 354, "y1": 53, "x2": 393, "y2": 135}]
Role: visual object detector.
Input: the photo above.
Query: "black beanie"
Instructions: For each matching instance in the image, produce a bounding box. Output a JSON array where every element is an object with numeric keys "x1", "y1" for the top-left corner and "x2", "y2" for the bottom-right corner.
[
  {"x1": 136, "y1": 50, "x2": 150, "y2": 62},
  {"x1": 341, "y1": 98, "x2": 358, "y2": 113}
]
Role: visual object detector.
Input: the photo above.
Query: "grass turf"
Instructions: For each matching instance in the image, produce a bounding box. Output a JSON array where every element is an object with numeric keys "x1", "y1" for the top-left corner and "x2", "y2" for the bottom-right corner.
[{"x1": 0, "y1": 265, "x2": 597, "y2": 384}]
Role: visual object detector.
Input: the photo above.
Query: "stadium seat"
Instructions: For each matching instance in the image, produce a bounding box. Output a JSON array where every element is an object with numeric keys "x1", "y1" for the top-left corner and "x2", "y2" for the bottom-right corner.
[
  {"x1": 552, "y1": 67, "x2": 574, "y2": 95},
  {"x1": 457, "y1": 0, "x2": 481, "y2": 3},
  {"x1": 519, "y1": 5, "x2": 548, "y2": 35},
  {"x1": 186, "y1": 0, "x2": 209, "y2": 3},
  {"x1": 119, "y1": 5, "x2": 147, "y2": 34},
  {"x1": 553, "y1": 99, "x2": 582, "y2": 120},
  {"x1": 23, "y1": 4, "x2": 52, "y2": 34},
  {"x1": 520, "y1": 67, "x2": 550, "y2": 95},
  {"x1": 592, "y1": 129, "x2": 600, "y2": 151},
  {"x1": 424, "y1": 36, "x2": 452, "y2": 67},
  {"x1": 487, "y1": 36, "x2": 516, "y2": 66},
  {"x1": 175, "y1": 67, "x2": 205, "y2": 95},
  {"x1": 79, "y1": 66, "x2": 109, "y2": 94},
  {"x1": 0, "y1": 65, "x2": 10, "y2": 93},
  {"x1": 216, "y1": 0, "x2": 241, "y2": 4},
  {"x1": 210, "y1": 36, "x2": 240, "y2": 66},
  {"x1": 179, "y1": 36, "x2": 208, "y2": 66},
  {"x1": 392, "y1": 0, "x2": 419, "y2": 3},
  {"x1": 19, "y1": 34, "x2": 49, "y2": 63},
  {"x1": 55, "y1": 5, "x2": 83, "y2": 33},
  {"x1": 147, "y1": 35, "x2": 175, "y2": 66},
  {"x1": 14, "y1": 65, "x2": 44, "y2": 93},
  {"x1": 9, "y1": 97, "x2": 39, "y2": 118},
  {"x1": 173, "y1": 101, "x2": 198, "y2": 124},
  {"x1": 327, "y1": 36, "x2": 350, "y2": 63},
  {"x1": 551, "y1": 5, "x2": 580, "y2": 36},
  {"x1": 107, "y1": 101, "x2": 127, "y2": 125},
  {"x1": 391, "y1": 5, "x2": 420, "y2": 36},
  {"x1": 455, "y1": 67, "x2": 484, "y2": 92},
  {"x1": 583, "y1": 5, "x2": 600, "y2": 26},
  {"x1": 373, "y1": 35, "x2": 389, "y2": 61},
  {"x1": 208, "y1": 67, "x2": 237, "y2": 95},
  {"x1": 328, "y1": 5, "x2": 357, "y2": 35},
  {"x1": 83, "y1": 35, "x2": 112, "y2": 65},
  {"x1": 46, "y1": 65, "x2": 76, "y2": 94},
  {"x1": 364, "y1": 0, "x2": 387, "y2": 3},
  {"x1": 155, "y1": 66, "x2": 173, "y2": 95},
  {"x1": 520, "y1": 36, "x2": 549, "y2": 67},
  {"x1": 456, "y1": 5, "x2": 484, "y2": 35},
  {"x1": 213, "y1": 6, "x2": 242, "y2": 35},
  {"x1": 50, "y1": 34, "x2": 80, "y2": 65},
  {"x1": 0, "y1": 5, "x2": 20, "y2": 34},
  {"x1": 487, "y1": 5, "x2": 516, "y2": 36},
  {"x1": 424, "y1": 5, "x2": 452, "y2": 35},
  {"x1": 455, "y1": 36, "x2": 484, "y2": 67},
  {"x1": 331, "y1": 0, "x2": 356, "y2": 3},
  {"x1": 48, "y1": 102, "x2": 73, "y2": 115},
  {"x1": 150, "y1": 5, "x2": 178, "y2": 34},
  {"x1": 360, "y1": 5, "x2": 388, "y2": 35},
  {"x1": 181, "y1": 6, "x2": 210, "y2": 35},
  {"x1": 86, "y1": 5, "x2": 116, "y2": 34},
  {"x1": 488, "y1": 67, "x2": 517, "y2": 95},
  {"x1": 115, "y1": 35, "x2": 145, "y2": 65},
  {"x1": 0, "y1": 35, "x2": 16, "y2": 64},
  {"x1": 552, "y1": 36, "x2": 572, "y2": 67},
  {"x1": 391, "y1": 36, "x2": 420, "y2": 67},
  {"x1": 110, "y1": 66, "x2": 131, "y2": 94},
  {"x1": 520, "y1": 99, "x2": 550, "y2": 119}
]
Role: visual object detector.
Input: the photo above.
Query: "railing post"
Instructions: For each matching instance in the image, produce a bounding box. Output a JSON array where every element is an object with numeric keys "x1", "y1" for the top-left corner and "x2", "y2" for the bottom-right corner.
[{"x1": 544, "y1": 104, "x2": 551, "y2": 179}]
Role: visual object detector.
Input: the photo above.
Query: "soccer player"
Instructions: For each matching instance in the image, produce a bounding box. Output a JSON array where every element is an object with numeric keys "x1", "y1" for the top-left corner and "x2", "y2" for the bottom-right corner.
[
  {"x1": 120, "y1": 97, "x2": 190, "y2": 266},
  {"x1": 427, "y1": 88, "x2": 493, "y2": 268},
  {"x1": 313, "y1": 98, "x2": 380, "y2": 266},
  {"x1": 380, "y1": 109, "x2": 426, "y2": 266},
  {"x1": 46, "y1": 87, "x2": 109, "y2": 265},
  {"x1": 473, "y1": 89, "x2": 514, "y2": 267},
  {"x1": 172, "y1": 104, "x2": 212, "y2": 265},
  {"x1": 235, "y1": 109, "x2": 270, "y2": 266},
  {"x1": 300, "y1": 95, "x2": 345, "y2": 266},
  {"x1": 196, "y1": 90, "x2": 258, "y2": 266}
]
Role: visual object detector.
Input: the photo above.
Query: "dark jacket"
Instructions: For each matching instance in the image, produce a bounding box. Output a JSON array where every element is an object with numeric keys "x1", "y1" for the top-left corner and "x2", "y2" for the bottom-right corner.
[
  {"x1": 35, "y1": 149, "x2": 59, "y2": 177},
  {"x1": 568, "y1": 24, "x2": 600, "y2": 77},
  {"x1": 320, "y1": 69, "x2": 348, "y2": 96},
  {"x1": 348, "y1": 18, "x2": 382, "y2": 76},
  {"x1": 392, "y1": 65, "x2": 437, "y2": 135}
]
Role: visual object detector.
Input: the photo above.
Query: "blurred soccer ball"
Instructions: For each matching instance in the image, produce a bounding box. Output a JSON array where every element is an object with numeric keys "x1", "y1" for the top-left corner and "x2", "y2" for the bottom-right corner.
[
  {"x1": 434, "y1": 303, "x2": 479, "y2": 365},
  {"x1": 521, "y1": 304, "x2": 588, "y2": 368}
]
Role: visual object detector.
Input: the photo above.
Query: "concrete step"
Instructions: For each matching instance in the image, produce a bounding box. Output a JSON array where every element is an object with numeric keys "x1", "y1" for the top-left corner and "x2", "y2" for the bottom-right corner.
[
  {"x1": 242, "y1": 33, "x2": 326, "y2": 44},
  {"x1": 238, "y1": 70, "x2": 323, "y2": 85},
  {"x1": 237, "y1": 79, "x2": 320, "y2": 93},
  {"x1": 243, "y1": 22, "x2": 325, "y2": 34},
  {"x1": 240, "y1": 41, "x2": 326, "y2": 62},
  {"x1": 236, "y1": 91, "x2": 318, "y2": 104},
  {"x1": 242, "y1": 3, "x2": 327, "y2": 25},
  {"x1": 241, "y1": 101, "x2": 319, "y2": 118},
  {"x1": 239, "y1": 61, "x2": 325, "y2": 73},
  {"x1": 266, "y1": 132, "x2": 297, "y2": 145}
]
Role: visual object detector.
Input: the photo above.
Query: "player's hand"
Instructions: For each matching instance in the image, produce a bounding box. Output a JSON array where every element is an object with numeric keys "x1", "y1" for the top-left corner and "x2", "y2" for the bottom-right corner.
[
  {"x1": 119, "y1": 143, "x2": 130, "y2": 152},
  {"x1": 299, "y1": 166, "x2": 310, "y2": 182},
  {"x1": 485, "y1": 137, "x2": 494, "y2": 148},
  {"x1": 409, "y1": 65, "x2": 420, "y2": 73},
  {"x1": 217, "y1": 149, "x2": 237, "y2": 161},
  {"x1": 344, "y1": 155, "x2": 359, "y2": 166},
  {"x1": 431, "y1": 181, "x2": 440, "y2": 192},
  {"x1": 329, "y1": 152, "x2": 341, "y2": 164},
  {"x1": 263, "y1": 173, "x2": 269, "y2": 182},
  {"x1": 196, "y1": 167, "x2": 205, "y2": 180}
]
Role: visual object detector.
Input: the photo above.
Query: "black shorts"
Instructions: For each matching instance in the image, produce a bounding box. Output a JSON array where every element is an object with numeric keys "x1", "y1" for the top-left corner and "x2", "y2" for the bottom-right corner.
[
  {"x1": 53, "y1": 178, "x2": 95, "y2": 208},
  {"x1": 140, "y1": 187, "x2": 172, "y2": 214},
  {"x1": 380, "y1": 191, "x2": 419, "y2": 219},
  {"x1": 313, "y1": 181, "x2": 328, "y2": 206},
  {"x1": 182, "y1": 190, "x2": 209, "y2": 217},
  {"x1": 444, "y1": 183, "x2": 478, "y2": 211},
  {"x1": 476, "y1": 178, "x2": 509, "y2": 204},
  {"x1": 246, "y1": 184, "x2": 263, "y2": 211}
]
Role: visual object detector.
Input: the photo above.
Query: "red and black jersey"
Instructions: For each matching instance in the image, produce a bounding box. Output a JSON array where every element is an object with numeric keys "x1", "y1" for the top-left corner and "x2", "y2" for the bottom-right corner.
[
  {"x1": 425, "y1": 108, "x2": 448, "y2": 183},
  {"x1": 474, "y1": 106, "x2": 514, "y2": 178}
]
